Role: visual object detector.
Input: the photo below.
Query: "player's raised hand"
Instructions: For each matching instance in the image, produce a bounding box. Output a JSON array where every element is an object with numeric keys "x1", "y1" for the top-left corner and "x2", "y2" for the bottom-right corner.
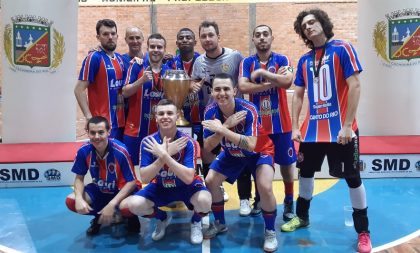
[
  {"x1": 202, "y1": 119, "x2": 224, "y2": 134},
  {"x1": 191, "y1": 78, "x2": 204, "y2": 93},
  {"x1": 223, "y1": 111, "x2": 247, "y2": 129},
  {"x1": 167, "y1": 136, "x2": 188, "y2": 155},
  {"x1": 144, "y1": 136, "x2": 170, "y2": 158},
  {"x1": 141, "y1": 66, "x2": 153, "y2": 83}
]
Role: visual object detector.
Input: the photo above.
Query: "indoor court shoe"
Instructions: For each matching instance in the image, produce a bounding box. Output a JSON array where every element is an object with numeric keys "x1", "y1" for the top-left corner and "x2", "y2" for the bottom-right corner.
[
  {"x1": 127, "y1": 215, "x2": 140, "y2": 234},
  {"x1": 86, "y1": 217, "x2": 101, "y2": 236},
  {"x1": 203, "y1": 221, "x2": 228, "y2": 239},
  {"x1": 251, "y1": 201, "x2": 262, "y2": 216},
  {"x1": 357, "y1": 232, "x2": 372, "y2": 253},
  {"x1": 239, "y1": 199, "x2": 252, "y2": 216},
  {"x1": 263, "y1": 229, "x2": 278, "y2": 252},
  {"x1": 152, "y1": 215, "x2": 172, "y2": 241},
  {"x1": 282, "y1": 199, "x2": 295, "y2": 221},
  {"x1": 280, "y1": 216, "x2": 309, "y2": 232},
  {"x1": 190, "y1": 221, "x2": 203, "y2": 244}
]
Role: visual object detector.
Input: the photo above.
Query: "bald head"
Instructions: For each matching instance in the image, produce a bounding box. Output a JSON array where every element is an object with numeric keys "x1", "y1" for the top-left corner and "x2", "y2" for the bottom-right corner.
[{"x1": 125, "y1": 26, "x2": 144, "y2": 57}]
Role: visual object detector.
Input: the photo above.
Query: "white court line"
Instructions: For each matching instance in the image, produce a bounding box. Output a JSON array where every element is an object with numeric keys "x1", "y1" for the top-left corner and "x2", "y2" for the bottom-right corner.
[
  {"x1": 202, "y1": 214, "x2": 210, "y2": 253},
  {"x1": 0, "y1": 244, "x2": 24, "y2": 253},
  {"x1": 372, "y1": 229, "x2": 420, "y2": 252}
]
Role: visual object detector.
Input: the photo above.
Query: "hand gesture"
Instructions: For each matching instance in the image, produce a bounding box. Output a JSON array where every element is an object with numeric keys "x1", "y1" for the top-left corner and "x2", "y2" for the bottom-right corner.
[
  {"x1": 167, "y1": 136, "x2": 188, "y2": 156},
  {"x1": 191, "y1": 78, "x2": 205, "y2": 93},
  {"x1": 133, "y1": 56, "x2": 143, "y2": 66},
  {"x1": 163, "y1": 53, "x2": 174, "y2": 61},
  {"x1": 141, "y1": 66, "x2": 153, "y2": 83},
  {"x1": 292, "y1": 129, "x2": 303, "y2": 143},
  {"x1": 223, "y1": 111, "x2": 247, "y2": 129},
  {"x1": 144, "y1": 136, "x2": 169, "y2": 159},
  {"x1": 75, "y1": 197, "x2": 93, "y2": 215},
  {"x1": 202, "y1": 119, "x2": 224, "y2": 134}
]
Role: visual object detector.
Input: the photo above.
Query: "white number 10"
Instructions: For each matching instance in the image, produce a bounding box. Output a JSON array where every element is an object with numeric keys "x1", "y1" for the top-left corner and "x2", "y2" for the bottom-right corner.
[{"x1": 313, "y1": 64, "x2": 332, "y2": 103}]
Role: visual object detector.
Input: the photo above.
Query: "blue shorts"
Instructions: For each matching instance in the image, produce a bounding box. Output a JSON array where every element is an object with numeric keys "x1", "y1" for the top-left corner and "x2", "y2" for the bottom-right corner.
[
  {"x1": 210, "y1": 151, "x2": 274, "y2": 184},
  {"x1": 110, "y1": 127, "x2": 124, "y2": 142},
  {"x1": 136, "y1": 178, "x2": 208, "y2": 209},
  {"x1": 84, "y1": 183, "x2": 118, "y2": 213},
  {"x1": 123, "y1": 135, "x2": 142, "y2": 166},
  {"x1": 269, "y1": 132, "x2": 297, "y2": 166}
]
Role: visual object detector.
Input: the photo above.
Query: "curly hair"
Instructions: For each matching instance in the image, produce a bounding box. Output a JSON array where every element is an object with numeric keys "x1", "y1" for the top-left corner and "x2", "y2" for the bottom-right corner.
[{"x1": 294, "y1": 8, "x2": 334, "y2": 49}]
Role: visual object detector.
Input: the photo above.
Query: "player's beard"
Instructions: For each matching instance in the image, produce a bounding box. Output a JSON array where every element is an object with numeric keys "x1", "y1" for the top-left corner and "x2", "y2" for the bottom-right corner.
[{"x1": 102, "y1": 42, "x2": 116, "y2": 52}]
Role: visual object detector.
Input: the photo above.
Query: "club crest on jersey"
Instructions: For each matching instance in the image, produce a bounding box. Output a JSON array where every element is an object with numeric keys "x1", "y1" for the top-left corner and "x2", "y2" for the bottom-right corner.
[
  {"x1": 108, "y1": 163, "x2": 116, "y2": 174},
  {"x1": 220, "y1": 63, "x2": 231, "y2": 73},
  {"x1": 374, "y1": 9, "x2": 420, "y2": 66},
  {"x1": 3, "y1": 15, "x2": 64, "y2": 73}
]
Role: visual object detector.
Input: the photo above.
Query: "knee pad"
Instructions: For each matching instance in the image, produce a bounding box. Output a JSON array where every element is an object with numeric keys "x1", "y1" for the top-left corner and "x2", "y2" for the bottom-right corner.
[{"x1": 345, "y1": 176, "x2": 362, "y2": 188}]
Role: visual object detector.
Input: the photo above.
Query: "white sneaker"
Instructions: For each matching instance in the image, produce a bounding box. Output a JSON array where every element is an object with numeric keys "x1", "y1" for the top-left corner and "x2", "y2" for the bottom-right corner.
[
  {"x1": 239, "y1": 199, "x2": 251, "y2": 216},
  {"x1": 221, "y1": 186, "x2": 229, "y2": 202},
  {"x1": 263, "y1": 229, "x2": 278, "y2": 252},
  {"x1": 190, "y1": 221, "x2": 203, "y2": 244},
  {"x1": 151, "y1": 214, "x2": 172, "y2": 241}
]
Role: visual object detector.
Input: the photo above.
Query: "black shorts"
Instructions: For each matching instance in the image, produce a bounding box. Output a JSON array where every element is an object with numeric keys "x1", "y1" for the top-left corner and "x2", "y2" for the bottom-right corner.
[{"x1": 296, "y1": 135, "x2": 362, "y2": 178}]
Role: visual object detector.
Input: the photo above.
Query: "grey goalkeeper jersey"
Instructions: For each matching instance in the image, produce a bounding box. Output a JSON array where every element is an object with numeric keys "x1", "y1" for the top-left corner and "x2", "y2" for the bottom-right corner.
[{"x1": 191, "y1": 47, "x2": 243, "y2": 107}]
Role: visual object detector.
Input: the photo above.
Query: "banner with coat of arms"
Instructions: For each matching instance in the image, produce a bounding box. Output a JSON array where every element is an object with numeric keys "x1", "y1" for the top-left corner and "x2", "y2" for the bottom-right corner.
[
  {"x1": 3, "y1": 15, "x2": 65, "y2": 72},
  {"x1": 1, "y1": 0, "x2": 78, "y2": 143},
  {"x1": 357, "y1": 0, "x2": 420, "y2": 136}
]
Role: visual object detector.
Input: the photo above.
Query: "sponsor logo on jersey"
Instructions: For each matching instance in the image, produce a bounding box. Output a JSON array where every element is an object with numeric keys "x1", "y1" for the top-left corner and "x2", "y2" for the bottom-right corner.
[
  {"x1": 3, "y1": 15, "x2": 64, "y2": 73},
  {"x1": 374, "y1": 9, "x2": 420, "y2": 66}
]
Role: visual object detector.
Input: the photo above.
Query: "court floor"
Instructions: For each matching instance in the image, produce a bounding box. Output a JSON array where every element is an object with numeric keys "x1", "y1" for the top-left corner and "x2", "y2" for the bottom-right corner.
[{"x1": 0, "y1": 178, "x2": 419, "y2": 253}]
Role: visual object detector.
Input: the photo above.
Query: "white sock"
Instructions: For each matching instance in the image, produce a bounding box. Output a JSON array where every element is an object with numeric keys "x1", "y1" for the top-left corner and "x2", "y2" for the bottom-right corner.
[
  {"x1": 349, "y1": 183, "x2": 367, "y2": 209},
  {"x1": 299, "y1": 177, "x2": 314, "y2": 200}
]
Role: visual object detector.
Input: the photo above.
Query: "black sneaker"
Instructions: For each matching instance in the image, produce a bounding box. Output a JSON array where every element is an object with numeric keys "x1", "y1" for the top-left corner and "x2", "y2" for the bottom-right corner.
[
  {"x1": 283, "y1": 200, "x2": 295, "y2": 221},
  {"x1": 86, "y1": 217, "x2": 101, "y2": 236},
  {"x1": 127, "y1": 215, "x2": 140, "y2": 234}
]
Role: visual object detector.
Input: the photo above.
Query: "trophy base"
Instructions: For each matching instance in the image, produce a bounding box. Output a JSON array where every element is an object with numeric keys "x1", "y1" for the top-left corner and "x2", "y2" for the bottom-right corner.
[{"x1": 177, "y1": 125, "x2": 193, "y2": 138}]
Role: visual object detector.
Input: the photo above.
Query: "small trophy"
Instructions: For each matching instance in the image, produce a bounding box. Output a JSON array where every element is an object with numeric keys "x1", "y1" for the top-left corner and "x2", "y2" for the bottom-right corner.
[{"x1": 162, "y1": 69, "x2": 192, "y2": 137}]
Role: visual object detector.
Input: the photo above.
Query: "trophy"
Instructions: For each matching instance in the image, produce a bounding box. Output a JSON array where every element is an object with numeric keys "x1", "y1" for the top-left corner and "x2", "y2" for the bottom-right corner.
[{"x1": 162, "y1": 69, "x2": 192, "y2": 136}]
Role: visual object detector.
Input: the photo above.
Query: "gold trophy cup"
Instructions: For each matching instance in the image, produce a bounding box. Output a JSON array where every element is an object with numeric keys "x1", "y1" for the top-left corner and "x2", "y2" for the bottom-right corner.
[{"x1": 162, "y1": 69, "x2": 191, "y2": 126}]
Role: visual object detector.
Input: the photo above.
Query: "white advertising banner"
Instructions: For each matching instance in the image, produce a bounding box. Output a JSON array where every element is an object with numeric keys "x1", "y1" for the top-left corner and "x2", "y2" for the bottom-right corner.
[
  {"x1": 1, "y1": 0, "x2": 78, "y2": 143},
  {"x1": 0, "y1": 162, "x2": 76, "y2": 187},
  {"x1": 360, "y1": 154, "x2": 420, "y2": 178},
  {"x1": 357, "y1": 0, "x2": 420, "y2": 136}
]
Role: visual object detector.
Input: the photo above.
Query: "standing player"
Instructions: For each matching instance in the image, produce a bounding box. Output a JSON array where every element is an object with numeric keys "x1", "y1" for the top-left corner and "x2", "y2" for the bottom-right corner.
[
  {"x1": 122, "y1": 33, "x2": 172, "y2": 165},
  {"x1": 65, "y1": 116, "x2": 141, "y2": 235},
  {"x1": 239, "y1": 24, "x2": 296, "y2": 220},
  {"x1": 280, "y1": 9, "x2": 372, "y2": 253},
  {"x1": 74, "y1": 19, "x2": 125, "y2": 140},
  {"x1": 192, "y1": 20, "x2": 253, "y2": 209},
  {"x1": 170, "y1": 28, "x2": 202, "y2": 141},
  {"x1": 121, "y1": 26, "x2": 145, "y2": 71},
  {"x1": 202, "y1": 73, "x2": 278, "y2": 252},
  {"x1": 119, "y1": 99, "x2": 212, "y2": 244}
]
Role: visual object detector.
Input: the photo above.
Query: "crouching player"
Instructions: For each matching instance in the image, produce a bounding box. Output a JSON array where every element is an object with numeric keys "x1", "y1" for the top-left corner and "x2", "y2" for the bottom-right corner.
[
  {"x1": 65, "y1": 116, "x2": 142, "y2": 236},
  {"x1": 119, "y1": 99, "x2": 212, "y2": 244}
]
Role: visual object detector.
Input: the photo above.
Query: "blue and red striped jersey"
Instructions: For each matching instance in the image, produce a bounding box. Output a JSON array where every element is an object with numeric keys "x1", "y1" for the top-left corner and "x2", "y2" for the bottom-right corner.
[
  {"x1": 294, "y1": 40, "x2": 362, "y2": 142},
  {"x1": 240, "y1": 52, "x2": 292, "y2": 134},
  {"x1": 78, "y1": 50, "x2": 126, "y2": 129},
  {"x1": 72, "y1": 138, "x2": 141, "y2": 194}
]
